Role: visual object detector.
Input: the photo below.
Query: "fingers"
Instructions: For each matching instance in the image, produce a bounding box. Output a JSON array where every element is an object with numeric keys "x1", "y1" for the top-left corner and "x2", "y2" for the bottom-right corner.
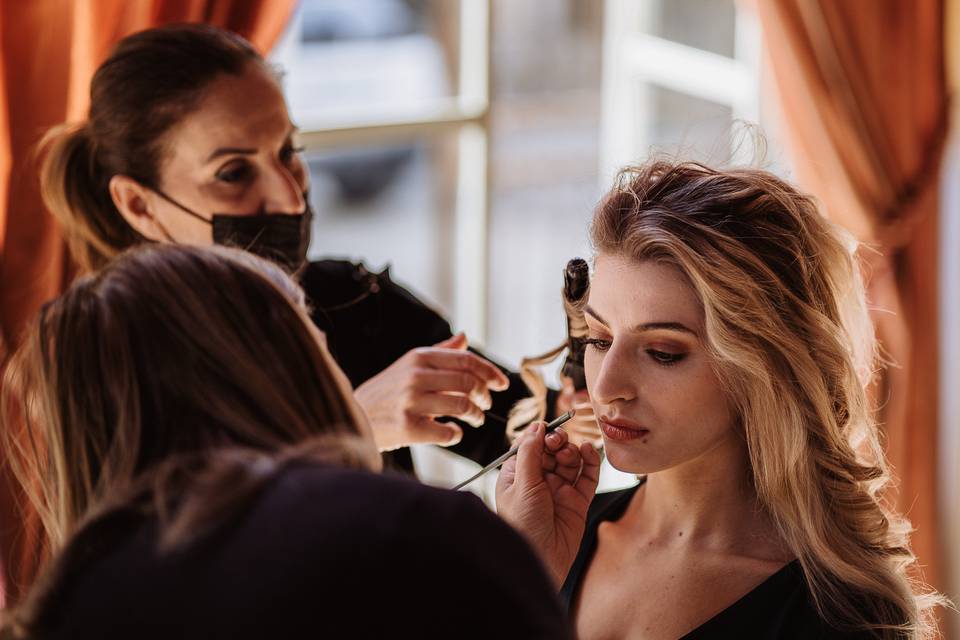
[
  {"x1": 544, "y1": 427, "x2": 568, "y2": 452},
  {"x1": 499, "y1": 455, "x2": 518, "y2": 485},
  {"x1": 516, "y1": 421, "x2": 547, "y2": 487},
  {"x1": 406, "y1": 392, "x2": 486, "y2": 427},
  {"x1": 410, "y1": 369, "x2": 492, "y2": 410},
  {"x1": 494, "y1": 454, "x2": 517, "y2": 501},
  {"x1": 415, "y1": 342, "x2": 510, "y2": 392},
  {"x1": 574, "y1": 442, "x2": 602, "y2": 500},
  {"x1": 539, "y1": 427, "x2": 572, "y2": 472},
  {"x1": 412, "y1": 418, "x2": 464, "y2": 447},
  {"x1": 545, "y1": 427, "x2": 583, "y2": 485},
  {"x1": 509, "y1": 424, "x2": 596, "y2": 496},
  {"x1": 376, "y1": 417, "x2": 463, "y2": 451}
]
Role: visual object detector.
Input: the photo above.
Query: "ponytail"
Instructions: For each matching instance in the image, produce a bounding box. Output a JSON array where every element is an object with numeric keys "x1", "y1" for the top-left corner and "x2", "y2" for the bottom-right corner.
[
  {"x1": 38, "y1": 124, "x2": 140, "y2": 272},
  {"x1": 37, "y1": 24, "x2": 264, "y2": 273}
]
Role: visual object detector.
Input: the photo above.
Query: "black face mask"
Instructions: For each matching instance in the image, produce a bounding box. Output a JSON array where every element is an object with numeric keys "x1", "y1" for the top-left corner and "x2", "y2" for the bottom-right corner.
[{"x1": 152, "y1": 190, "x2": 313, "y2": 273}]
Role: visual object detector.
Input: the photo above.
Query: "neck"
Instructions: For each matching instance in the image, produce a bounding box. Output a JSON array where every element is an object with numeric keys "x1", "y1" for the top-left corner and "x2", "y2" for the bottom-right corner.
[{"x1": 630, "y1": 434, "x2": 779, "y2": 555}]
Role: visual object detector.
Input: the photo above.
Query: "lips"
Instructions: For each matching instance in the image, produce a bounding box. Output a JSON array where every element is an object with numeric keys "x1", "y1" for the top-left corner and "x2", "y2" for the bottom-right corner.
[{"x1": 599, "y1": 417, "x2": 650, "y2": 442}]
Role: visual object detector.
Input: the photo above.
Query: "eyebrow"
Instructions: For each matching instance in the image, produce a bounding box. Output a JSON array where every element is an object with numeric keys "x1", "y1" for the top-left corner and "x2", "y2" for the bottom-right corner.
[
  {"x1": 584, "y1": 305, "x2": 698, "y2": 336},
  {"x1": 205, "y1": 126, "x2": 299, "y2": 163},
  {"x1": 206, "y1": 147, "x2": 256, "y2": 162}
]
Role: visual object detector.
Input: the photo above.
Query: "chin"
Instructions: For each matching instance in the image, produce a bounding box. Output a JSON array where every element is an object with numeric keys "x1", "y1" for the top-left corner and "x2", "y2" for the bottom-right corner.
[{"x1": 602, "y1": 439, "x2": 665, "y2": 475}]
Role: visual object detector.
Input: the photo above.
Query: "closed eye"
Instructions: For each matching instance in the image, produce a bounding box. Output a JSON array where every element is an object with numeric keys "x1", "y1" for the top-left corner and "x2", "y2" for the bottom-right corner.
[
  {"x1": 583, "y1": 337, "x2": 611, "y2": 352},
  {"x1": 215, "y1": 161, "x2": 252, "y2": 184},
  {"x1": 647, "y1": 349, "x2": 686, "y2": 366}
]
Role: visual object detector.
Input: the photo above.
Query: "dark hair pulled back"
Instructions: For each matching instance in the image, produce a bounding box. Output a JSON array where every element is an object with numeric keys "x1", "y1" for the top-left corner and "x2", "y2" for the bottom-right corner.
[{"x1": 40, "y1": 23, "x2": 264, "y2": 271}]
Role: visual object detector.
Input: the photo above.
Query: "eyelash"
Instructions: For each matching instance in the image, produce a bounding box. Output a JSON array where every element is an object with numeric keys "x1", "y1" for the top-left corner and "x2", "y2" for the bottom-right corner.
[
  {"x1": 281, "y1": 144, "x2": 305, "y2": 164},
  {"x1": 582, "y1": 338, "x2": 687, "y2": 366},
  {"x1": 582, "y1": 338, "x2": 611, "y2": 352},
  {"x1": 215, "y1": 144, "x2": 305, "y2": 184}
]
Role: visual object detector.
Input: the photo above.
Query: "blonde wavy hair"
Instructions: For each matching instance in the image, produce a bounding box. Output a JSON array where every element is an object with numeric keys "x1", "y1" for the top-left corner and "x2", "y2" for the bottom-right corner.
[{"x1": 592, "y1": 161, "x2": 946, "y2": 638}]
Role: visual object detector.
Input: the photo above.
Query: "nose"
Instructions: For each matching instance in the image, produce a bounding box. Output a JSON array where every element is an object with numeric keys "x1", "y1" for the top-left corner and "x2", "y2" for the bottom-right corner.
[
  {"x1": 263, "y1": 161, "x2": 307, "y2": 215},
  {"x1": 589, "y1": 343, "x2": 637, "y2": 407}
]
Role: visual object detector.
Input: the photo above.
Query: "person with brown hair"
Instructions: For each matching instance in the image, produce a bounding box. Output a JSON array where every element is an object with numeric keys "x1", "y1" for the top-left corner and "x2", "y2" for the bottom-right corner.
[
  {"x1": 0, "y1": 244, "x2": 572, "y2": 639},
  {"x1": 496, "y1": 161, "x2": 948, "y2": 638},
  {"x1": 38, "y1": 22, "x2": 594, "y2": 474}
]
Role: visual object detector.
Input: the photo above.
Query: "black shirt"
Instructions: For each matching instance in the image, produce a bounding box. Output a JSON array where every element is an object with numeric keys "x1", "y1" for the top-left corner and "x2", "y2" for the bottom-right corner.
[
  {"x1": 560, "y1": 482, "x2": 877, "y2": 639},
  {"x1": 302, "y1": 260, "x2": 557, "y2": 472},
  {"x1": 37, "y1": 465, "x2": 573, "y2": 639}
]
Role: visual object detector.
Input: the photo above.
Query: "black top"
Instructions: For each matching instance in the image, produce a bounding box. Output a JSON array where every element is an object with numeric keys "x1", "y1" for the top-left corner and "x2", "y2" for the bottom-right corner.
[
  {"x1": 561, "y1": 482, "x2": 876, "y2": 639},
  {"x1": 302, "y1": 260, "x2": 557, "y2": 473},
  {"x1": 37, "y1": 465, "x2": 573, "y2": 639}
]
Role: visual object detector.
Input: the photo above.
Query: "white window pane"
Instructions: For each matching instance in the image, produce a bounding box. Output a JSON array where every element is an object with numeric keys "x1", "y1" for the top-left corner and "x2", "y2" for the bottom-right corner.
[
  {"x1": 272, "y1": 0, "x2": 455, "y2": 127},
  {"x1": 647, "y1": 85, "x2": 734, "y2": 163},
  {"x1": 305, "y1": 140, "x2": 456, "y2": 316},
  {"x1": 644, "y1": 0, "x2": 736, "y2": 59},
  {"x1": 486, "y1": 0, "x2": 603, "y2": 370}
]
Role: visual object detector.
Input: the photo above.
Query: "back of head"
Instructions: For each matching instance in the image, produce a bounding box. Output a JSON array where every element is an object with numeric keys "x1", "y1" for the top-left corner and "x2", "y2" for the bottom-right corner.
[
  {"x1": 39, "y1": 24, "x2": 264, "y2": 271},
  {"x1": 591, "y1": 160, "x2": 943, "y2": 638},
  {"x1": 3, "y1": 244, "x2": 377, "y2": 559}
]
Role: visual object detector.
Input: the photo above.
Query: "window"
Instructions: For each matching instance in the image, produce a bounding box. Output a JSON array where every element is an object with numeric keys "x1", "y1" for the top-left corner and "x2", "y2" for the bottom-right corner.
[
  {"x1": 271, "y1": 0, "x2": 491, "y2": 342},
  {"x1": 272, "y1": 0, "x2": 781, "y2": 497},
  {"x1": 600, "y1": 0, "x2": 763, "y2": 179}
]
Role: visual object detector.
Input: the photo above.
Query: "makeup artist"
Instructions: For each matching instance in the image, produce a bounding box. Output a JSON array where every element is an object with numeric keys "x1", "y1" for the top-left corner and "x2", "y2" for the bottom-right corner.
[
  {"x1": 1, "y1": 244, "x2": 573, "y2": 639},
  {"x1": 38, "y1": 23, "x2": 591, "y2": 472}
]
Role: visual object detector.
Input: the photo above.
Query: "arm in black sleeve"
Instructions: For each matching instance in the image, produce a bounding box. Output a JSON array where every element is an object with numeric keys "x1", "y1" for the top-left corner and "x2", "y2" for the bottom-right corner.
[
  {"x1": 303, "y1": 261, "x2": 557, "y2": 468},
  {"x1": 386, "y1": 479, "x2": 576, "y2": 639},
  {"x1": 282, "y1": 467, "x2": 575, "y2": 639}
]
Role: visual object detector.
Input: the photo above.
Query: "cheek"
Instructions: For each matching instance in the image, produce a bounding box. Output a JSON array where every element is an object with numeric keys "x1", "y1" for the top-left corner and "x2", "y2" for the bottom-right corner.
[
  {"x1": 653, "y1": 361, "x2": 731, "y2": 435},
  {"x1": 156, "y1": 205, "x2": 215, "y2": 246},
  {"x1": 583, "y1": 347, "x2": 606, "y2": 409},
  {"x1": 584, "y1": 348, "x2": 600, "y2": 386}
]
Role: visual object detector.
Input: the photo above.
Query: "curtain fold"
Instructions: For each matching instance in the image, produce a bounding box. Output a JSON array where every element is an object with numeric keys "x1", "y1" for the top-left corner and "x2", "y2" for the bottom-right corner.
[
  {"x1": 756, "y1": 0, "x2": 948, "y2": 590},
  {"x1": 0, "y1": 0, "x2": 296, "y2": 604}
]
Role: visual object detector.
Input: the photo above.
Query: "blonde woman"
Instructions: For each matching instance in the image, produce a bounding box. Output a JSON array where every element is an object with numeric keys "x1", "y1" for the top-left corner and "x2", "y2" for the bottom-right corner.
[
  {"x1": 496, "y1": 161, "x2": 946, "y2": 638},
  {"x1": 1, "y1": 245, "x2": 571, "y2": 639}
]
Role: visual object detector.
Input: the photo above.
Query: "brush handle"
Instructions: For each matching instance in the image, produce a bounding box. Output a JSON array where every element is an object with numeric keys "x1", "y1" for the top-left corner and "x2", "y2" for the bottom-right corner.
[{"x1": 452, "y1": 410, "x2": 575, "y2": 490}]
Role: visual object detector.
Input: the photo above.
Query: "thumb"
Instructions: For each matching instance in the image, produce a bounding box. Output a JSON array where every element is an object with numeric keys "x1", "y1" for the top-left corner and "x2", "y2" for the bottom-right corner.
[
  {"x1": 434, "y1": 332, "x2": 468, "y2": 350},
  {"x1": 516, "y1": 422, "x2": 546, "y2": 487}
]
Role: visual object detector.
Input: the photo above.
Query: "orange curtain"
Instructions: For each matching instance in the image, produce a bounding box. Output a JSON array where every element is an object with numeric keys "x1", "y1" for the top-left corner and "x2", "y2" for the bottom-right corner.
[
  {"x1": 756, "y1": 0, "x2": 949, "y2": 589},
  {"x1": 0, "y1": 0, "x2": 296, "y2": 604}
]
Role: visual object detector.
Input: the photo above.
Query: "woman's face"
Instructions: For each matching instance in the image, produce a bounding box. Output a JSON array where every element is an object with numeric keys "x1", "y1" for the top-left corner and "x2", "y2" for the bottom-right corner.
[
  {"x1": 584, "y1": 254, "x2": 735, "y2": 474},
  {"x1": 140, "y1": 63, "x2": 308, "y2": 244}
]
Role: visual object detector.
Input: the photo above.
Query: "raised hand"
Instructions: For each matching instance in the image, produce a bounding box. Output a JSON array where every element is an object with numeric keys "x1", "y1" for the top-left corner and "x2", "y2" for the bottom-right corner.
[
  {"x1": 496, "y1": 422, "x2": 601, "y2": 587},
  {"x1": 354, "y1": 333, "x2": 510, "y2": 451}
]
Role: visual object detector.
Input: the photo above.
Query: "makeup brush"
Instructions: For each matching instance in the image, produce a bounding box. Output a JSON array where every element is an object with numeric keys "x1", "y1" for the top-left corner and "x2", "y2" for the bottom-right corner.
[{"x1": 452, "y1": 410, "x2": 576, "y2": 490}]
